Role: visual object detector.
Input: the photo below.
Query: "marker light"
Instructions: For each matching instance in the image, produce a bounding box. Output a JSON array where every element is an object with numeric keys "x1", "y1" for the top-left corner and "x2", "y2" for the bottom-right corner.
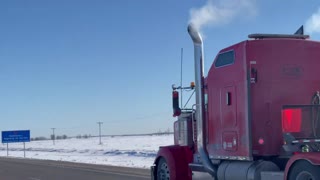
[
  {"x1": 282, "y1": 109, "x2": 302, "y2": 133},
  {"x1": 258, "y1": 138, "x2": 264, "y2": 145},
  {"x1": 190, "y1": 82, "x2": 195, "y2": 88}
]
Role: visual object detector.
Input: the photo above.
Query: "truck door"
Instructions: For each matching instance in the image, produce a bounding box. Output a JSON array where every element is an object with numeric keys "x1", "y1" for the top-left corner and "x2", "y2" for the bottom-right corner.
[{"x1": 206, "y1": 42, "x2": 252, "y2": 160}]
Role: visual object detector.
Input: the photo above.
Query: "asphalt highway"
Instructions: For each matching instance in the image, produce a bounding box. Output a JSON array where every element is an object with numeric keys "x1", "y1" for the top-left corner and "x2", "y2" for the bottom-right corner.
[{"x1": 0, "y1": 157, "x2": 150, "y2": 180}]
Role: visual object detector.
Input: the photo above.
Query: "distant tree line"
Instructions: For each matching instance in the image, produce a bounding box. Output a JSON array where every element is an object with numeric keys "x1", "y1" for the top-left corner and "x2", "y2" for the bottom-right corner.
[
  {"x1": 51, "y1": 134, "x2": 68, "y2": 140},
  {"x1": 30, "y1": 128, "x2": 172, "y2": 141},
  {"x1": 31, "y1": 134, "x2": 68, "y2": 141},
  {"x1": 31, "y1": 136, "x2": 48, "y2": 141},
  {"x1": 154, "y1": 128, "x2": 173, "y2": 135},
  {"x1": 75, "y1": 134, "x2": 92, "y2": 139},
  {"x1": 31, "y1": 134, "x2": 95, "y2": 141}
]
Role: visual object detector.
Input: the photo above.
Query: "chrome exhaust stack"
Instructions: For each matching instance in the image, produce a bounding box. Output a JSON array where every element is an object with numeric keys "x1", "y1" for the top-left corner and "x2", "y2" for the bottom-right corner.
[{"x1": 187, "y1": 24, "x2": 217, "y2": 177}]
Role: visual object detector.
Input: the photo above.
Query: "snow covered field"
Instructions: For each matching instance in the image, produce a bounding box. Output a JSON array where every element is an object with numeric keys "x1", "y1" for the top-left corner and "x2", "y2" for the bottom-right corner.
[{"x1": 0, "y1": 134, "x2": 173, "y2": 169}]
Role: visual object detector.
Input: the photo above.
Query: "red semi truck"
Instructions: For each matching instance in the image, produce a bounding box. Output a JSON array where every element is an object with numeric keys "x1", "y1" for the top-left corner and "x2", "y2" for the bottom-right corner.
[{"x1": 151, "y1": 24, "x2": 320, "y2": 180}]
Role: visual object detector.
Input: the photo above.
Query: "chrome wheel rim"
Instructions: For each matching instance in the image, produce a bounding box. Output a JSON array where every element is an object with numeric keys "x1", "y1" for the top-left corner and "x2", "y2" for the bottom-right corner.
[
  {"x1": 158, "y1": 161, "x2": 170, "y2": 180},
  {"x1": 296, "y1": 171, "x2": 316, "y2": 180}
]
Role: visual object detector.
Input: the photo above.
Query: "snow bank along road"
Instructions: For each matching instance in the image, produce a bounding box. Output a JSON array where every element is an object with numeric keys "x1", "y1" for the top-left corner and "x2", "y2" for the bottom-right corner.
[
  {"x1": 0, "y1": 157, "x2": 150, "y2": 180},
  {"x1": 0, "y1": 134, "x2": 174, "y2": 169}
]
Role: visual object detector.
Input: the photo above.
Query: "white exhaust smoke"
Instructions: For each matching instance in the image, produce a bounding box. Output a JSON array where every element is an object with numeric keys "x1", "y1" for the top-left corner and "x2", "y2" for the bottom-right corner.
[
  {"x1": 305, "y1": 8, "x2": 320, "y2": 34},
  {"x1": 189, "y1": 0, "x2": 257, "y2": 32}
]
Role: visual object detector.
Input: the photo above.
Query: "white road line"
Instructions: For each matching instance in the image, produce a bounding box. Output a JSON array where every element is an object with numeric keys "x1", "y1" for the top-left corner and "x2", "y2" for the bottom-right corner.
[{"x1": 28, "y1": 177, "x2": 41, "y2": 180}]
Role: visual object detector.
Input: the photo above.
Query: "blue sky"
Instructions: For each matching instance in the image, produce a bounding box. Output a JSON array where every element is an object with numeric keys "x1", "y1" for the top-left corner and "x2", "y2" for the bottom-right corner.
[{"x1": 1, "y1": 0, "x2": 320, "y2": 137}]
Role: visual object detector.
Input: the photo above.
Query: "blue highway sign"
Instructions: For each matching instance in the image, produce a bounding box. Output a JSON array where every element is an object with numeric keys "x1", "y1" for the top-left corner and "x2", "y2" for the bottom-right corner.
[{"x1": 2, "y1": 130, "x2": 30, "y2": 143}]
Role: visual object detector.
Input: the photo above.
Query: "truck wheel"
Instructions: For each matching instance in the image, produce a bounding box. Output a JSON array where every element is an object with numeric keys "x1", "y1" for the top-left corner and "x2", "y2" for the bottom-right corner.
[
  {"x1": 157, "y1": 157, "x2": 170, "y2": 180},
  {"x1": 288, "y1": 161, "x2": 320, "y2": 180}
]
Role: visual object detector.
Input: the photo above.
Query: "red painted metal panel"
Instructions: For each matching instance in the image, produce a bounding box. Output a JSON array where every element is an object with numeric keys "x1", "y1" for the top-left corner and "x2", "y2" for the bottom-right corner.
[
  {"x1": 154, "y1": 145, "x2": 193, "y2": 180},
  {"x1": 206, "y1": 41, "x2": 251, "y2": 160},
  {"x1": 221, "y1": 86, "x2": 237, "y2": 129},
  {"x1": 205, "y1": 38, "x2": 320, "y2": 160},
  {"x1": 222, "y1": 131, "x2": 238, "y2": 151},
  {"x1": 247, "y1": 39, "x2": 320, "y2": 156}
]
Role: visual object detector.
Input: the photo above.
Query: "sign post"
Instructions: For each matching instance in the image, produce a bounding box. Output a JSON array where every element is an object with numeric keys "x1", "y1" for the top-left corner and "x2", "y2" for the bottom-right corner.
[
  {"x1": 2, "y1": 130, "x2": 30, "y2": 158},
  {"x1": 23, "y1": 142, "x2": 25, "y2": 158}
]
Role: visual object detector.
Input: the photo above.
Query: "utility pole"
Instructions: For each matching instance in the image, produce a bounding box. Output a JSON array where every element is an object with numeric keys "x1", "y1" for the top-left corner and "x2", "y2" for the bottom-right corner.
[
  {"x1": 97, "y1": 122, "x2": 103, "y2": 145},
  {"x1": 51, "y1": 128, "x2": 56, "y2": 145}
]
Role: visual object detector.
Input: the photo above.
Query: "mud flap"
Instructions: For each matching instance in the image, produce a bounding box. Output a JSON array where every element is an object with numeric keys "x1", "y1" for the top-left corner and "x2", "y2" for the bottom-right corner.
[{"x1": 151, "y1": 165, "x2": 156, "y2": 180}]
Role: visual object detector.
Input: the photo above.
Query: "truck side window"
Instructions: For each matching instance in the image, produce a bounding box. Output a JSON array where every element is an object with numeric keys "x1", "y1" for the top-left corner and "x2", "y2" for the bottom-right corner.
[
  {"x1": 226, "y1": 92, "x2": 231, "y2": 106},
  {"x1": 215, "y1": 50, "x2": 235, "y2": 68}
]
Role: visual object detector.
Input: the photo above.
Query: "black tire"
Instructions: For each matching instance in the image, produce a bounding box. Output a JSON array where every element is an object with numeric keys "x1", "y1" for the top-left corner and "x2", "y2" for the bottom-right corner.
[
  {"x1": 156, "y1": 157, "x2": 170, "y2": 180},
  {"x1": 288, "y1": 160, "x2": 320, "y2": 180}
]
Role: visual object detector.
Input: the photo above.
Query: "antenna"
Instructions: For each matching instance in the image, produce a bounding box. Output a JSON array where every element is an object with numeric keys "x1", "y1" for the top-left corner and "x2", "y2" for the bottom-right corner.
[{"x1": 180, "y1": 48, "x2": 183, "y2": 108}]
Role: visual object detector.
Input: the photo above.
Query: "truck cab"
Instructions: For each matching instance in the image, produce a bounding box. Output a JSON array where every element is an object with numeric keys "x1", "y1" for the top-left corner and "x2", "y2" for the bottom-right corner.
[{"x1": 152, "y1": 25, "x2": 320, "y2": 180}]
